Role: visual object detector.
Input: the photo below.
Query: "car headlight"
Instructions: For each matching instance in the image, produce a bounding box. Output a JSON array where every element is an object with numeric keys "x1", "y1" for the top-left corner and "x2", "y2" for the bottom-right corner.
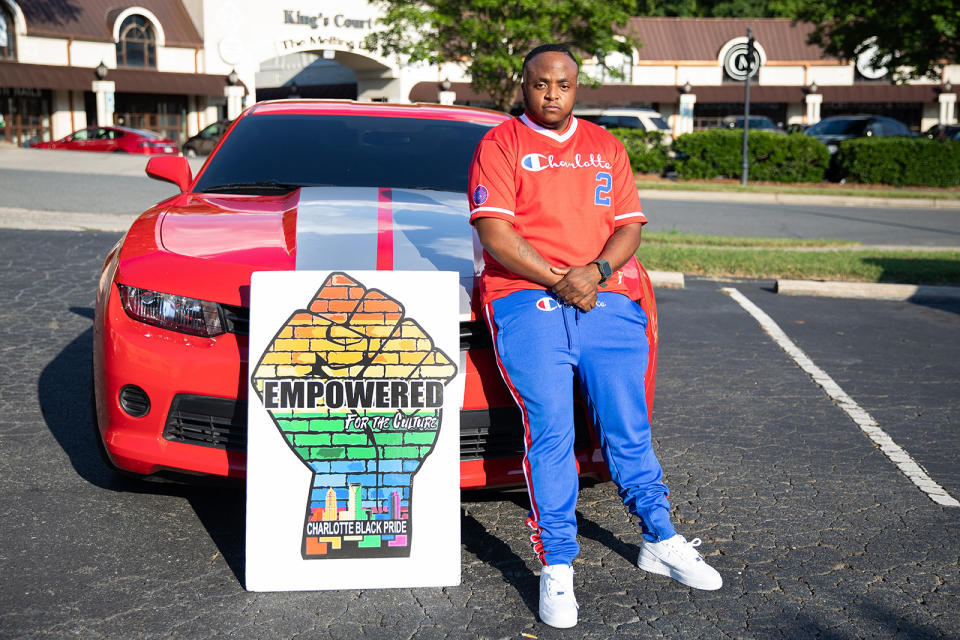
[{"x1": 117, "y1": 284, "x2": 225, "y2": 337}]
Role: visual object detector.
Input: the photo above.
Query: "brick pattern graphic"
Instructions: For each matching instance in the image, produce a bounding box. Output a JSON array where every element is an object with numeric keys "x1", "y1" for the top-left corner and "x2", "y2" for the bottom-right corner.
[{"x1": 251, "y1": 273, "x2": 457, "y2": 559}]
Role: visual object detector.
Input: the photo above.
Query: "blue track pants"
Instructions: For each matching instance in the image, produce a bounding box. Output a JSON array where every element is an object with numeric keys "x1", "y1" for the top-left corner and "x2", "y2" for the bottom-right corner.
[{"x1": 485, "y1": 290, "x2": 675, "y2": 566}]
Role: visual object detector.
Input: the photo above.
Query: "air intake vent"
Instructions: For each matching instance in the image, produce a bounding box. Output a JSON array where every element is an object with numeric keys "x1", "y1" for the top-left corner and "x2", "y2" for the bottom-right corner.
[
  {"x1": 163, "y1": 395, "x2": 246, "y2": 450},
  {"x1": 118, "y1": 385, "x2": 150, "y2": 417}
]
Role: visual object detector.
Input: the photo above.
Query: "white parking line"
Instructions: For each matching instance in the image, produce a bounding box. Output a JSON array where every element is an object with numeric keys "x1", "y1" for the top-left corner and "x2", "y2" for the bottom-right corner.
[{"x1": 722, "y1": 287, "x2": 960, "y2": 508}]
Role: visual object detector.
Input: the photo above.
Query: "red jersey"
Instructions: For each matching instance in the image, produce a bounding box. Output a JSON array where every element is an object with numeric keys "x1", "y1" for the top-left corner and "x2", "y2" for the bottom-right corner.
[{"x1": 468, "y1": 114, "x2": 646, "y2": 305}]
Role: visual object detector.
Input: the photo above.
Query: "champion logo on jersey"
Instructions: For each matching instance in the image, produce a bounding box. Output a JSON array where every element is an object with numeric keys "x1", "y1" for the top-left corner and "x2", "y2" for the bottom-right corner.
[
  {"x1": 520, "y1": 152, "x2": 613, "y2": 172},
  {"x1": 473, "y1": 185, "x2": 488, "y2": 206},
  {"x1": 536, "y1": 297, "x2": 559, "y2": 311}
]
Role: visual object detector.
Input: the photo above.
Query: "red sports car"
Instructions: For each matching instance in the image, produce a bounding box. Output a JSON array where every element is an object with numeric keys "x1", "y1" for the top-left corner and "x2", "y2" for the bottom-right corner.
[
  {"x1": 91, "y1": 100, "x2": 659, "y2": 488},
  {"x1": 34, "y1": 125, "x2": 178, "y2": 154}
]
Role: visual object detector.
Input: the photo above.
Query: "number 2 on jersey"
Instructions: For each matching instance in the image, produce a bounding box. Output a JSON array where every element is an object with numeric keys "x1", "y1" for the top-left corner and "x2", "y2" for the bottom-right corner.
[{"x1": 594, "y1": 172, "x2": 612, "y2": 206}]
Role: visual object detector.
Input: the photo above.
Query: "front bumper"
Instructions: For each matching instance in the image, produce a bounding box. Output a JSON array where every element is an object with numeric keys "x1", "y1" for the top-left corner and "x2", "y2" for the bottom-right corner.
[{"x1": 93, "y1": 289, "x2": 608, "y2": 486}]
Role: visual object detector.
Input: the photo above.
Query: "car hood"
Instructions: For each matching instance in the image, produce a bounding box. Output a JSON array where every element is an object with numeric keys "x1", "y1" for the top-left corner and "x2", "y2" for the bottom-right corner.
[{"x1": 158, "y1": 186, "x2": 480, "y2": 317}]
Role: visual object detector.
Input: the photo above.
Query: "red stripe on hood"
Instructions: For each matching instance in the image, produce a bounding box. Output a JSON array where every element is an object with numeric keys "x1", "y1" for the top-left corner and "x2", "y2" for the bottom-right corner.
[{"x1": 377, "y1": 187, "x2": 393, "y2": 270}]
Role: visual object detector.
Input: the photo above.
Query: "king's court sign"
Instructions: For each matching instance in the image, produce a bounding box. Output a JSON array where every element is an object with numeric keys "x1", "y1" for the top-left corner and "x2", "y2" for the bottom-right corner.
[{"x1": 245, "y1": 271, "x2": 461, "y2": 591}]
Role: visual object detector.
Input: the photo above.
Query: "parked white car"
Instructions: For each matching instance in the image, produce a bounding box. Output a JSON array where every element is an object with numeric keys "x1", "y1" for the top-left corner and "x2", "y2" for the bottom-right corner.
[{"x1": 573, "y1": 108, "x2": 672, "y2": 141}]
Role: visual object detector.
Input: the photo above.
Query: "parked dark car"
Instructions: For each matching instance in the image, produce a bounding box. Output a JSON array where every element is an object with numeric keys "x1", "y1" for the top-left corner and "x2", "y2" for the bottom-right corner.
[
  {"x1": 805, "y1": 115, "x2": 915, "y2": 154},
  {"x1": 923, "y1": 124, "x2": 960, "y2": 140},
  {"x1": 181, "y1": 120, "x2": 232, "y2": 157},
  {"x1": 721, "y1": 115, "x2": 784, "y2": 132}
]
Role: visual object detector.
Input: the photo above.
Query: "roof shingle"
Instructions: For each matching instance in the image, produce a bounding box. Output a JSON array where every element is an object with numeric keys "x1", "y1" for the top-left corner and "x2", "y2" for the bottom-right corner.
[
  {"x1": 18, "y1": 0, "x2": 203, "y2": 47},
  {"x1": 623, "y1": 17, "x2": 835, "y2": 63}
]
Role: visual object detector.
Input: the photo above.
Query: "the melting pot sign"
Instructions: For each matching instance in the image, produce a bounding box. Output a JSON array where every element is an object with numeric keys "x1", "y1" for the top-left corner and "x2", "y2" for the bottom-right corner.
[{"x1": 245, "y1": 271, "x2": 461, "y2": 591}]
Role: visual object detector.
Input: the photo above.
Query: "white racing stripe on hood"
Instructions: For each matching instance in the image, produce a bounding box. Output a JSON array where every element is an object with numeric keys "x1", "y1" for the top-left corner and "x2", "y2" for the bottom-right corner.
[
  {"x1": 295, "y1": 187, "x2": 476, "y2": 318},
  {"x1": 295, "y1": 187, "x2": 380, "y2": 271}
]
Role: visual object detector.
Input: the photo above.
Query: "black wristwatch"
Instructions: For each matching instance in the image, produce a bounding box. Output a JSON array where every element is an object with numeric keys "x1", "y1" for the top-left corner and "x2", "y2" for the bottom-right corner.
[{"x1": 591, "y1": 258, "x2": 612, "y2": 286}]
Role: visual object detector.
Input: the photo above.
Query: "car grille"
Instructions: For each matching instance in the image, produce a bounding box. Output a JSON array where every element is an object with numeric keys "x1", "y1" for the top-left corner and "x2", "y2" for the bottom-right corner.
[
  {"x1": 460, "y1": 318, "x2": 491, "y2": 349},
  {"x1": 162, "y1": 396, "x2": 593, "y2": 460},
  {"x1": 459, "y1": 405, "x2": 593, "y2": 461},
  {"x1": 163, "y1": 394, "x2": 247, "y2": 450},
  {"x1": 220, "y1": 303, "x2": 249, "y2": 335}
]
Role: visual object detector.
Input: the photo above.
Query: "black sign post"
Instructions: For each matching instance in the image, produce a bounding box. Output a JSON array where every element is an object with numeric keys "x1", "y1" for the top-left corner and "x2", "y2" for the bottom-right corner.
[{"x1": 741, "y1": 27, "x2": 755, "y2": 185}]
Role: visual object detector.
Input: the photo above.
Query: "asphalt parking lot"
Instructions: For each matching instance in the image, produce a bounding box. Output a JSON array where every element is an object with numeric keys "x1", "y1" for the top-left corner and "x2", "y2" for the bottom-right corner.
[{"x1": 1, "y1": 225, "x2": 958, "y2": 639}]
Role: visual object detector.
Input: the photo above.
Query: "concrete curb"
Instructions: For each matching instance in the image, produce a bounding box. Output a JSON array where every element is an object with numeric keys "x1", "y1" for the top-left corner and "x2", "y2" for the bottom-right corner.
[
  {"x1": 637, "y1": 188, "x2": 960, "y2": 210},
  {"x1": 649, "y1": 270, "x2": 685, "y2": 289},
  {"x1": 777, "y1": 279, "x2": 960, "y2": 301}
]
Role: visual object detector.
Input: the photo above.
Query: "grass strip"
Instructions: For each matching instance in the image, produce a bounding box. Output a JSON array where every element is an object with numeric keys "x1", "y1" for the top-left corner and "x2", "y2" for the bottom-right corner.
[
  {"x1": 635, "y1": 180, "x2": 960, "y2": 201},
  {"x1": 639, "y1": 245, "x2": 960, "y2": 286},
  {"x1": 643, "y1": 230, "x2": 858, "y2": 248}
]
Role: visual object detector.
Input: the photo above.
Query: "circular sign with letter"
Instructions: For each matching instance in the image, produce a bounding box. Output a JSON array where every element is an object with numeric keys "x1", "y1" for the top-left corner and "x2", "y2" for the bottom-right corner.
[
  {"x1": 723, "y1": 42, "x2": 761, "y2": 81},
  {"x1": 855, "y1": 42, "x2": 891, "y2": 80}
]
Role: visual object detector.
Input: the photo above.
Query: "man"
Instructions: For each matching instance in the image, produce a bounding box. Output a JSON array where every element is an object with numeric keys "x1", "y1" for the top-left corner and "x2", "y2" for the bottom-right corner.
[{"x1": 467, "y1": 44, "x2": 722, "y2": 629}]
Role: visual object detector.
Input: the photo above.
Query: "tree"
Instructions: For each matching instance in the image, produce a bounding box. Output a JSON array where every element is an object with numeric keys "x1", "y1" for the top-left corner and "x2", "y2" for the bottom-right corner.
[
  {"x1": 796, "y1": 0, "x2": 960, "y2": 82},
  {"x1": 365, "y1": 0, "x2": 640, "y2": 112},
  {"x1": 637, "y1": 0, "x2": 803, "y2": 17}
]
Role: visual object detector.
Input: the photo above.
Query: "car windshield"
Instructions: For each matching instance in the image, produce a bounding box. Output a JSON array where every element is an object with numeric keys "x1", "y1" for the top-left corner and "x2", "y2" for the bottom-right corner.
[
  {"x1": 730, "y1": 117, "x2": 775, "y2": 129},
  {"x1": 807, "y1": 119, "x2": 867, "y2": 136},
  {"x1": 193, "y1": 114, "x2": 495, "y2": 194},
  {"x1": 125, "y1": 128, "x2": 164, "y2": 139}
]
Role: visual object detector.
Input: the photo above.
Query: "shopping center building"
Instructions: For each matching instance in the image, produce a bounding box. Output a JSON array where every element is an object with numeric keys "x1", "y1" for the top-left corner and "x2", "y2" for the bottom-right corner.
[{"x1": 1, "y1": 1, "x2": 957, "y2": 146}]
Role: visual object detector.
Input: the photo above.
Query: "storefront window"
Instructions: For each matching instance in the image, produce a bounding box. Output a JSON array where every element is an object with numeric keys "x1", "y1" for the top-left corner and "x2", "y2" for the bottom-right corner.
[
  {"x1": 581, "y1": 51, "x2": 633, "y2": 85},
  {"x1": 0, "y1": 7, "x2": 16, "y2": 60},
  {"x1": 116, "y1": 15, "x2": 156, "y2": 68}
]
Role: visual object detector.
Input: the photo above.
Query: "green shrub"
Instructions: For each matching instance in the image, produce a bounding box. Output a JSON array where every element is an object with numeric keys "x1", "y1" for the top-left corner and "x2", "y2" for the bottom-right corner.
[
  {"x1": 672, "y1": 129, "x2": 829, "y2": 183},
  {"x1": 609, "y1": 127, "x2": 669, "y2": 175},
  {"x1": 834, "y1": 137, "x2": 960, "y2": 187}
]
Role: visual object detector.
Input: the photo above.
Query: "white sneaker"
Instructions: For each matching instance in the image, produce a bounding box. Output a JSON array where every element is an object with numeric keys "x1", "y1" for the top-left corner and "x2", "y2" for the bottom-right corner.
[
  {"x1": 539, "y1": 564, "x2": 578, "y2": 628},
  {"x1": 637, "y1": 534, "x2": 723, "y2": 590}
]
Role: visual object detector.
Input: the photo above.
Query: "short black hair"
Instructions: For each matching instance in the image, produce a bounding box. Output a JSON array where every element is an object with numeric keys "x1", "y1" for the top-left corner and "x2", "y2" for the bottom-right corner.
[{"x1": 522, "y1": 44, "x2": 579, "y2": 76}]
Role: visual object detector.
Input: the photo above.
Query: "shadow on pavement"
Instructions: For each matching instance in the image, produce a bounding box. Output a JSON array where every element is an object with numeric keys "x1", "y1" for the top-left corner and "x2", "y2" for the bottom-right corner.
[
  {"x1": 461, "y1": 509, "x2": 538, "y2": 615},
  {"x1": 38, "y1": 310, "x2": 247, "y2": 585}
]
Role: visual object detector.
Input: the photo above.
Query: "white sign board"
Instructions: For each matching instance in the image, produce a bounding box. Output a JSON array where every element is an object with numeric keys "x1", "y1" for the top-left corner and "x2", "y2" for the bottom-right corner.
[{"x1": 246, "y1": 270, "x2": 461, "y2": 591}]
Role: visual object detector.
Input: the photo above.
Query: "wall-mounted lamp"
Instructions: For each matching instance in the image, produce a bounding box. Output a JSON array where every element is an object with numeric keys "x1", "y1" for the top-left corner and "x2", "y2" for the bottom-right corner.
[
  {"x1": 682, "y1": 81, "x2": 692, "y2": 94},
  {"x1": 945, "y1": 80, "x2": 954, "y2": 93},
  {"x1": 227, "y1": 68, "x2": 239, "y2": 86},
  {"x1": 808, "y1": 81, "x2": 819, "y2": 94},
  {"x1": 440, "y1": 78, "x2": 452, "y2": 91},
  {"x1": 95, "y1": 61, "x2": 108, "y2": 80}
]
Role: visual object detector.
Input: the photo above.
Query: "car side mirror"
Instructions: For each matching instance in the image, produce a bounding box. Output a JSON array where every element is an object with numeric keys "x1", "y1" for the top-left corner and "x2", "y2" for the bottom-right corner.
[{"x1": 145, "y1": 156, "x2": 193, "y2": 192}]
